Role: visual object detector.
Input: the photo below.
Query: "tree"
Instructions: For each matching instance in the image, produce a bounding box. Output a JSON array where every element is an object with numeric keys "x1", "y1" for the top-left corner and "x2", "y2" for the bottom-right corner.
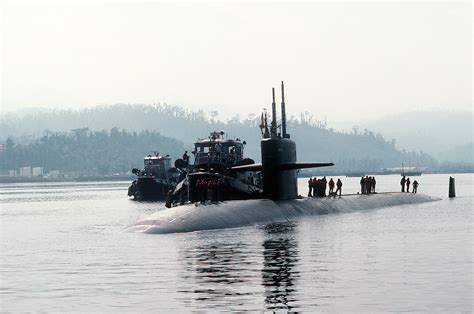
[
  {"x1": 5, "y1": 137, "x2": 14, "y2": 150},
  {"x1": 351, "y1": 125, "x2": 359, "y2": 136}
]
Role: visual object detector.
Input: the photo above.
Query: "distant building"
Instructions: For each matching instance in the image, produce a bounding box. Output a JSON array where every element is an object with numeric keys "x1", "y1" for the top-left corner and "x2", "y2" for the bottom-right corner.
[
  {"x1": 20, "y1": 167, "x2": 31, "y2": 177},
  {"x1": 32, "y1": 167, "x2": 43, "y2": 177},
  {"x1": 9, "y1": 170, "x2": 17, "y2": 177}
]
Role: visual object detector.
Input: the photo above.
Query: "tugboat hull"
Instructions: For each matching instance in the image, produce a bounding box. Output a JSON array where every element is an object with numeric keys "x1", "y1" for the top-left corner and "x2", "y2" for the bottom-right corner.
[
  {"x1": 129, "y1": 177, "x2": 173, "y2": 201},
  {"x1": 128, "y1": 152, "x2": 181, "y2": 201}
]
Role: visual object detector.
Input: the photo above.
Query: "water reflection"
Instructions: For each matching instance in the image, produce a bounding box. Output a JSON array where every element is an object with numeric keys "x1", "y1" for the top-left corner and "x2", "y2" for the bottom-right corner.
[
  {"x1": 179, "y1": 239, "x2": 257, "y2": 309},
  {"x1": 177, "y1": 222, "x2": 300, "y2": 310},
  {"x1": 261, "y1": 221, "x2": 300, "y2": 311}
]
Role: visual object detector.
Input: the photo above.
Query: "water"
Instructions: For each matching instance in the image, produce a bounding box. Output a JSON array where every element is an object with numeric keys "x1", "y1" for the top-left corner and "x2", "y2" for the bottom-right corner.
[{"x1": 1, "y1": 174, "x2": 472, "y2": 311}]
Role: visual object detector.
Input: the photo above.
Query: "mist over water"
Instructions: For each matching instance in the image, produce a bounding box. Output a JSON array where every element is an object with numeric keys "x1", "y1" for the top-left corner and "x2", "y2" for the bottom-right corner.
[{"x1": 0, "y1": 174, "x2": 472, "y2": 311}]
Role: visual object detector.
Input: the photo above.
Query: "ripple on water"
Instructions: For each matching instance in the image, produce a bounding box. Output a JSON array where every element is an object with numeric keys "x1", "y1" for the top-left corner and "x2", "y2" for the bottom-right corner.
[{"x1": 0, "y1": 175, "x2": 472, "y2": 311}]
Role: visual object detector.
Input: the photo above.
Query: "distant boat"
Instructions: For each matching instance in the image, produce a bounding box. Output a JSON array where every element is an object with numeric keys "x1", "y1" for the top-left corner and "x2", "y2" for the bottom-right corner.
[
  {"x1": 402, "y1": 171, "x2": 422, "y2": 176},
  {"x1": 401, "y1": 163, "x2": 422, "y2": 176}
]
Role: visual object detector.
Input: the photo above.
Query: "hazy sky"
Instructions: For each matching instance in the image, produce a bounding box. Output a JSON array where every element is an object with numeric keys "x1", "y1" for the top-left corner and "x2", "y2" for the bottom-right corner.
[{"x1": 1, "y1": 1, "x2": 472, "y2": 122}]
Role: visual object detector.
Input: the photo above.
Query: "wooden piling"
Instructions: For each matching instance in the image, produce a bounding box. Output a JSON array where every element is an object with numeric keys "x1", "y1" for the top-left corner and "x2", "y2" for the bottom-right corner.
[{"x1": 449, "y1": 176, "x2": 456, "y2": 198}]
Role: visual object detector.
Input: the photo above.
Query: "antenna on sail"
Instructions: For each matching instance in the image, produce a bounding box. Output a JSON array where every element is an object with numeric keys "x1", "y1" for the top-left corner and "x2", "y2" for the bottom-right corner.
[
  {"x1": 281, "y1": 81, "x2": 288, "y2": 138},
  {"x1": 271, "y1": 87, "x2": 277, "y2": 138}
]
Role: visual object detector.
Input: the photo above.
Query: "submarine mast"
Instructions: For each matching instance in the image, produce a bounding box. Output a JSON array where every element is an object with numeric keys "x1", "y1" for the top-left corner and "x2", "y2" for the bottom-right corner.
[
  {"x1": 270, "y1": 87, "x2": 278, "y2": 138},
  {"x1": 281, "y1": 81, "x2": 287, "y2": 138}
]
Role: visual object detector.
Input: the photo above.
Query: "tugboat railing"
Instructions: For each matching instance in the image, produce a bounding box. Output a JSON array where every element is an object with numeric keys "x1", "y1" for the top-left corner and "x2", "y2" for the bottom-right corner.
[{"x1": 194, "y1": 152, "x2": 237, "y2": 166}]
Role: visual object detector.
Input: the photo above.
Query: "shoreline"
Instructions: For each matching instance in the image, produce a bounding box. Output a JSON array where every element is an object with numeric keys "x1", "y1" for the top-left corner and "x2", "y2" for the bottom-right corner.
[
  {"x1": 0, "y1": 176, "x2": 134, "y2": 184},
  {"x1": 1, "y1": 172, "x2": 472, "y2": 184}
]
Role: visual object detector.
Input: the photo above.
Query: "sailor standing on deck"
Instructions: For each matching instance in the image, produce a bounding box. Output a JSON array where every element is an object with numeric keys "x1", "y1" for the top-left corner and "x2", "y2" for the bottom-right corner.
[
  {"x1": 200, "y1": 178, "x2": 208, "y2": 202},
  {"x1": 322, "y1": 176, "x2": 327, "y2": 196},
  {"x1": 401, "y1": 176, "x2": 406, "y2": 192},
  {"x1": 365, "y1": 176, "x2": 370, "y2": 194},
  {"x1": 406, "y1": 177, "x2": 411, "y2": 193},
  {"x1": 207, "y1": 178, "x2": 215, "y2": 203},
  {"x1": 412, "y1": 180, "x2": 419, "y2": 193},
  {"x1": 182, "y1": 151, "x2": 189, "y2": 167},
  {"x1": 328, "y1": 178, "x2": 335, "y2": 195},
  {"x1": 308, "y1": 178, "x2": 313, "y2": 197},
  {"x1": 217, "y1": 176, "x2": 224, "y2": 201},
  {"x1": 196, "y1": 179, "x2": 202, "y2": 202},
  {"x1": 165, "y1": 189, "x2": 173, "y2": 208},
  {"x1": 335, "y1": 178, "x2": 342, "y2": 197}
]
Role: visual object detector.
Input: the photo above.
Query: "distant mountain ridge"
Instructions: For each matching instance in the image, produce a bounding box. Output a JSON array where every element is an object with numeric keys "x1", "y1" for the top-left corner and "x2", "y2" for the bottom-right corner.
[
  {"x1": 357, "y1": 110, "x2": 473, "y2": 159},
  {"x1": 0, "y1": 104, "x2": 445, "y2": 171},
  {"x1": 438, "y1": 142, "x2": 474, "y2": 163}
]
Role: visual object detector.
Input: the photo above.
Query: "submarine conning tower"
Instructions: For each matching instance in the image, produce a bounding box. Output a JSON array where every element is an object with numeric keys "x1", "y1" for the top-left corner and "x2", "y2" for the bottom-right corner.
[
  {"x1": 230, "y1": 81, "x2": 334, "y2": 200},
  {"x1": 262, "y1": 81, "x2": 298, "y2": 200},
  {"x1": 260, "y1": 81, "x2": 334, "y2": 199}
]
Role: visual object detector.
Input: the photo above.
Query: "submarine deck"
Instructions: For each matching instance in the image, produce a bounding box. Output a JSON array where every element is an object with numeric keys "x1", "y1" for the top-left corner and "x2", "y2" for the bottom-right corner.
[{"x1": 127, "y1": 192, "x2": 441, "y2": 234}]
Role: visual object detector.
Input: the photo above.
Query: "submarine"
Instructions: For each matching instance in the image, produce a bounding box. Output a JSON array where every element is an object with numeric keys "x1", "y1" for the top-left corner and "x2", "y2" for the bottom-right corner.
[{"x1": 127, "y1": 82, "x2": 440, "y2": 234}]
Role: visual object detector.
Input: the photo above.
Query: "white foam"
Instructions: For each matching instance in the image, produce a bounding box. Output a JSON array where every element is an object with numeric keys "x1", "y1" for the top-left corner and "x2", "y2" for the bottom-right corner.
[{"x1": 126, "y1": 193, "x2": 440, "y2": 234}]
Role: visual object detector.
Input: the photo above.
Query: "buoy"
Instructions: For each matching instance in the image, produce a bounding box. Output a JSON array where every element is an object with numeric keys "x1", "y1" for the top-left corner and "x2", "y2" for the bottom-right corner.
[{"x1": 449, "y1": 176, "x2": 456, "y2": 198}]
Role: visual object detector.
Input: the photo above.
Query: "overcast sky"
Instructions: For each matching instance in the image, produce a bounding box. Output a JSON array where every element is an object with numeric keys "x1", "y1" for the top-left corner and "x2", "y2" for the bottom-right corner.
[{"x1": 1, "y1": 1, "x2": 472, "y2": 123}]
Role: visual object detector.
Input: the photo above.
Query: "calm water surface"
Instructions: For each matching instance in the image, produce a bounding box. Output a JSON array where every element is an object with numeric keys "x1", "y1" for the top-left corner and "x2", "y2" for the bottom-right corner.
[{"x1": 0, "y1": 174, "x2": 472, "y2": 311}]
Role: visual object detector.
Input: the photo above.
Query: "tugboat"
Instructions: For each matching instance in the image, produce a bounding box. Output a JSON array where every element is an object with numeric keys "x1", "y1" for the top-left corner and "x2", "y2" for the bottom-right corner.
[
  {"x1": 128, "y1": 152, "x2": 185, "y2": 201},
  {"x1": 185, "y1": 131, "x2": 263, "y2": 204}
]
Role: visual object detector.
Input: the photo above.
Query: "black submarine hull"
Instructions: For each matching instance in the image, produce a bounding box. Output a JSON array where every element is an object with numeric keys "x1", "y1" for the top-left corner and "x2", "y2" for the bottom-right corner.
[{"x1": 127, "y1": 192, "x2": 440, "y2": 234}]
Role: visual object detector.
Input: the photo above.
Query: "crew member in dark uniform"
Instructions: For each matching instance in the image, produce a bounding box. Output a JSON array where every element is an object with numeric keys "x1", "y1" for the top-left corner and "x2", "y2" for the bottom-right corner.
[
  {"x1": 217, "y1": 176, "x2": 224, "y2": 201},
  {"x1": 165, "y1": 189, "x2": 173, "y2": 208},
  {"x1": 308, "y1": 178, "x2": 313, "y2": 197},
  {"x1": 401, "y1": 176, "x2": 406, "y2": 192},
  {"x1": 406, "y1": 177, "x2": 411, "y2": 193},
  {"x1": 208, "y1": 177, "x2": 218, "y2": 202},
  {"x1": 412, "y1": 180, "x2": 419, "y2": 193},
  {"x1": 182, "y1": 151, "x2": 189, "y2": 167},
  {"x1": 312, "y1": 178, "x2": 317, "y2": 197},
  {"x1": 335, "y1": 178, "x2": 342, "y2": 197},
  {"x1": 197, "y1": 178, "x2": 206, "y2": 202},
  {"x1": 322, "y1": 176, "x2": 327, "y2": 196},
  {"x1": 179, "y1": 186, "x2": 186, "y2": 205},
  {"x1": 328, "y1": 178, "x2": 335, "y2": 195}
]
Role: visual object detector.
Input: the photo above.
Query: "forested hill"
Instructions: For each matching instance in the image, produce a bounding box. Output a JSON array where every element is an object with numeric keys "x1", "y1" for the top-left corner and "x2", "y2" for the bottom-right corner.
[
  {"x1": 0, "y1": 104, "x2": 438, "y2": 171},
  {"x1": 0, "y1": 128, "x2": 187, "y2": 174}
]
